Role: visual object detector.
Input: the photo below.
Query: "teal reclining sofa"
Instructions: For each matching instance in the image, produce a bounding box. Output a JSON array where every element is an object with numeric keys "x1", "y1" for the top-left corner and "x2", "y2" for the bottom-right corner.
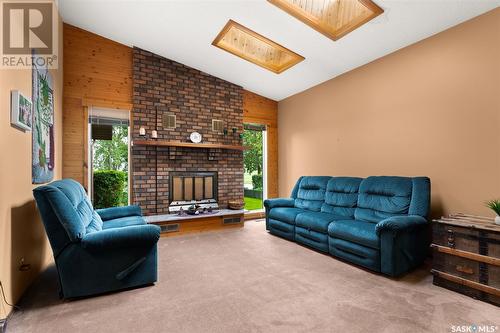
[
  {"x1": 264, "y1": 176, "x2": 430, "y2": 277},
  {"x1": 33, "y1": 179, "x2": 160, "y2": 298}
]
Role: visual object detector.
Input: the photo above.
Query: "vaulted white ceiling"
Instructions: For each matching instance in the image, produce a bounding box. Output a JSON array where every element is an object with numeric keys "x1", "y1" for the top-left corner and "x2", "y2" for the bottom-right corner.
[{"x1": 59, "y1": 0, "x2": 499, "y2": 101}]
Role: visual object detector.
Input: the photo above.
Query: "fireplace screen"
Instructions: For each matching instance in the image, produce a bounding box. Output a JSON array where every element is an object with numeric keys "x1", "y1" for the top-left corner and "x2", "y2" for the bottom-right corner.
[{"x1": 169, "y1": 172, "x2": 218, "y2": 212}]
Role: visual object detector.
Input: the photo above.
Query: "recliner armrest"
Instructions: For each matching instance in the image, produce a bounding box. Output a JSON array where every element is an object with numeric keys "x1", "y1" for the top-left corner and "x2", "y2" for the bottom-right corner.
[
  {"x1": 376, "y1": 215, "x2": 428, "y2": 236},
  {"x1": 82, "y1": 225, "x2": 160, "y2": 252},
  {"x1": 264, "y1": 198, "x2": 295, "y2": 209},
  {"x1": 96, "y1": 205, "x2": 142, "y2": 221}
]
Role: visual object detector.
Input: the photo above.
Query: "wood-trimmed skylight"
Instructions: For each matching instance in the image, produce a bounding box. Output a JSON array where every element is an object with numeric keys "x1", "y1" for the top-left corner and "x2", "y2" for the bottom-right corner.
[
  {"x1": 268, "y1": 0, "x2": 384, "y2": 41},
  {"x1": 212, "y1": 20, "x2": 304, "y2": 74}
]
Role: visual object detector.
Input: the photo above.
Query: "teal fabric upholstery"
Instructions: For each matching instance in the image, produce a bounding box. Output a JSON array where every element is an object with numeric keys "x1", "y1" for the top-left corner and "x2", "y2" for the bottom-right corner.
[
  {"x1": 268, "y1": 219, "x2": 295, "y2": 241},
  {"x1": 321, "y1": 177, "x2": 362, "y2": 217},
  {"x1": 102, "y1": 216, "x2": 146, "y2": 230},
  {"x1": 329, "y1": 238, "x2": 380, "y2": 271},
  {"x1": 294, "y1": 176, "x2": 331, "y2": 212},
  {"x1": 295, "y1": 227, "x2": 329, "y2": 252},
  {"x1": 264, "y1": 198, "x2": 295, "y2": 209},
  {"x1": 355, "y1": 176, "x2": 413, "y2": 223},
  {"x1": 33, "y1": 179, "x2": 160, "y2": 298},
  {"x1": 268, "y1": 207, "x2": 305, "y2": 224},
  {"x1": 97, "y1": 205, "x2": 142, "y2": 221},
  {"x1": 296, "y1": 211, "x2": 338, "y2": 233},
  {"x1": 328, "y1": 220, "x2": 379, "y2": 249},
  {"x1": 264, "y1": 175, "x2": 430, "y2": 276}
]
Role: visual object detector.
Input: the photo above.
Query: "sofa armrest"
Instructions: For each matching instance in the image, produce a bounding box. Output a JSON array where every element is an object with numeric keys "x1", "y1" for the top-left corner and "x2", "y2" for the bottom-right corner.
[
  {"x1": 376, "y1": 215, "x2": 429, "y2": 277},
  {"x1": 81, "y1": 225, "x2": 160, "y2": 252},
  {"x1": 96, "y1": 205, "x2": 142, "y2": 221},
  {"x1": 264, "y1": 198, "x2": 295, "y2": 209},
  {"x1": 376, "y1": 215, "x2": 428, "y2": 236}
]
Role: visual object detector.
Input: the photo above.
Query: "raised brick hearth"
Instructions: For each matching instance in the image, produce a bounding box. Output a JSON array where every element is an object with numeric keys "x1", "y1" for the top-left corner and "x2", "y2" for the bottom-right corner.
[{"x1": 132, "y1": 48, "x2": 244, "y2": 215}]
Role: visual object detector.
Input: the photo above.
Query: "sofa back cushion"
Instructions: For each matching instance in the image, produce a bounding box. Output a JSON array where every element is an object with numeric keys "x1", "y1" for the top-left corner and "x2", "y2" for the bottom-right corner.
[
  {"x1": 355, "y1": 176, "x2": 430, "y2": 223},
  {"x1": 321, "y1": 177, "x2": 363, "y2": 218},
  {"x1": 294, "y1": 176, "x2": 331, "y2": 212},
  {"x1": 34, "y1": 179, "x2": 103, "y2": 247}
]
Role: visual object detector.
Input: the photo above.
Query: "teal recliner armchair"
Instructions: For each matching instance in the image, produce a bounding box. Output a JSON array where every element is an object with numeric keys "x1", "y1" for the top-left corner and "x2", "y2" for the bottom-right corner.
[
  {"x1": 265, "y1": 176, "x2": 430, "y2": 277},
  {"x1": 33, "y1": 179, "x2": 160, "y2": 298}
]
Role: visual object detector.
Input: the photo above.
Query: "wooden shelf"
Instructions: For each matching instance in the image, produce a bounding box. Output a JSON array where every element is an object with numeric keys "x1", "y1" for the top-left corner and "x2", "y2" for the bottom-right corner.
[{"x1": 132, "y1": 140, "x2": 246, "y2": 151}]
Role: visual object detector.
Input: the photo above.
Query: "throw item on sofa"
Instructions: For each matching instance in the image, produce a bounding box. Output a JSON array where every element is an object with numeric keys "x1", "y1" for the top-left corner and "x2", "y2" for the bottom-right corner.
[
  {"x1": 33, "y1": 179, "x2": 160, "y2": 298},
  {"x1": 264, "y1": 176, "x2": 430, "y2": 277}
]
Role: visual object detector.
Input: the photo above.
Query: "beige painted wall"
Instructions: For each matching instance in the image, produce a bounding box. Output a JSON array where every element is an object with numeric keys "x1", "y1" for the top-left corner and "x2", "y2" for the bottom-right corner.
[
  {"x1": 278, "y1": 9, "x2": 500, "y2": 218},
  {"x1": 0, "y1": 8, "x2": 63, "y2": 319}
]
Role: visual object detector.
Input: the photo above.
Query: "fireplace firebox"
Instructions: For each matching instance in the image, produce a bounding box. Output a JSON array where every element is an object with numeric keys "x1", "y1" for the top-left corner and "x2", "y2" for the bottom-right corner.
[{"x1": 168, "y1": 172, "x2": 219, "y2": 213}]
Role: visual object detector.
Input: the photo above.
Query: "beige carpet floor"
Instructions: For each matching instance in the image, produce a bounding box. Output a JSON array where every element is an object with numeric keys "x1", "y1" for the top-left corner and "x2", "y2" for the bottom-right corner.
[{"x1": 8, "y1": 220, "x2": 499, "y2": 333}]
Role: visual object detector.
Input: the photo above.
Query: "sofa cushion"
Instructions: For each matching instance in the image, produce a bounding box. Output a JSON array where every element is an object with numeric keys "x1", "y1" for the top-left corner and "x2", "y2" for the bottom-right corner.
[
  {"x1": 295, "y1": 211, "x2": 339, "y2": 233},
  {"x1": 103, "y1": 216, "x2": 146, "y2": 230},
  {"x1": 329, "y1": 237, "x2": 380, "y2": 272},
  {"x1": 321, "y1": 177, "x2": 362, "y2": 218},
  {"x1": 294, "y1": 176, "x2": 331, "y2": 212},
  {"x1": 268, "y1": 207, "x2": 305, "y2": 224},
  {"x1": 355, "y1": 176, "x2": 413, "y2": 223},
  {"x1": 328, "y1": 219, "x2": 379, "y2": 249}
]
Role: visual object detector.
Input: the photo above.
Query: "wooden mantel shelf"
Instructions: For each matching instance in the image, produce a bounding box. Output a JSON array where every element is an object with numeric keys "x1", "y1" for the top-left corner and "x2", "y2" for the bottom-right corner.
[{"x1": 132, "y1": 140, "x2": 246, "y2": 151}]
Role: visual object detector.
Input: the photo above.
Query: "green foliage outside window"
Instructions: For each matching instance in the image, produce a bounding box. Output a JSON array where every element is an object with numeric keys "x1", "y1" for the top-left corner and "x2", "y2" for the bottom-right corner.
[
  {"x1": 93, "y1": 125, "x2": 129, "y2": 208},
  {"x1": 93, "y1": 170, "x2": 127, "y2": 209}
]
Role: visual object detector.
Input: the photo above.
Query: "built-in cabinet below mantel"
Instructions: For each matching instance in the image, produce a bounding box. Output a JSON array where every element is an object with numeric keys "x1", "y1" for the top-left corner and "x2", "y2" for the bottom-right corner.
[{"x1": 131, "y1": 139, "x2": 246, "y2": 151}]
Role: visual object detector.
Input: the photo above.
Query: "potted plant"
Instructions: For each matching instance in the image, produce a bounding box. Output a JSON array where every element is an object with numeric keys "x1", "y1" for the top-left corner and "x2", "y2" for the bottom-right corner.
[{"x1": 485, "y1": 199, "x2": 500, "y2": 225}]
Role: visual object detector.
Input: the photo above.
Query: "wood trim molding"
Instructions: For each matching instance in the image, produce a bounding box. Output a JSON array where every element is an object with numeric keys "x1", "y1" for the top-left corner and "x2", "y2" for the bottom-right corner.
[
  {"x1": 212, "y1": 20, "x2": 304, "y2": 74},
  {"x1": 268, "y1": 0, "x2": 383, "y2": 41},
  {"x1": 431, "y1": 244, "x2": 500, "y2": 267},
  {"x1": 82, "y1": 98, "x2": 133, "y2": 111},
  {"x1": 432, "y1": 269, "x2": 500, "y2": 297}
]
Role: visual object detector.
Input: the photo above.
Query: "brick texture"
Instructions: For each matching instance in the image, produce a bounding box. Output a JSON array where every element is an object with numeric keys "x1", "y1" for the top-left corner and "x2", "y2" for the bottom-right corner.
[{"x1": 132, "y1": 47, "x2": 244, "y2": 215}]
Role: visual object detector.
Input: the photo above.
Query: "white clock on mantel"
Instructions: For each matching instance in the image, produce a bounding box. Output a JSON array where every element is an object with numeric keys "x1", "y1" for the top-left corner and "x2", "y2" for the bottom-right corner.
[{"x1": 189, "y1": 131, "x2": 202, "y2": 143}]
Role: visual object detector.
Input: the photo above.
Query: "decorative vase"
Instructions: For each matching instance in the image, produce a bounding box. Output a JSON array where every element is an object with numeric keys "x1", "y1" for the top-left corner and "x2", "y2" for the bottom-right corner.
[{"x1": 495, "y1": 216, "x2": 500, "y2": 225}]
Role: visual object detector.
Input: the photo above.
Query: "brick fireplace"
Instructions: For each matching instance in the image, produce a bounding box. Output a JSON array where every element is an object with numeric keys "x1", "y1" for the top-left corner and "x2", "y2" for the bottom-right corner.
[{"x1": 131, "y1": 48, "x2": 244, "y2": 215}]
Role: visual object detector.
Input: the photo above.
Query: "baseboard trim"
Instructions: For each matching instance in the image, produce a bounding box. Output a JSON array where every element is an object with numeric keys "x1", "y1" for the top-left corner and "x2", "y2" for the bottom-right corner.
[{"x1": 0, "y1": 318, "x2": 7, "y2": 333}]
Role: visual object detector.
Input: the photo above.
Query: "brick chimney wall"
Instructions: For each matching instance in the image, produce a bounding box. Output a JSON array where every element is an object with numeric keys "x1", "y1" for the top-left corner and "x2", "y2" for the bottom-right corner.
[{"x1": 131, "y1": 47, "x2": 244, "y2": 215}]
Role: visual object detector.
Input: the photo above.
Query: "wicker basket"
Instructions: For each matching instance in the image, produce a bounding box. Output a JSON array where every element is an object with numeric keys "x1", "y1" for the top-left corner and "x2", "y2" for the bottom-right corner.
[{"x1": 228, "y1": 200, "x2": 244, "y2": 210}]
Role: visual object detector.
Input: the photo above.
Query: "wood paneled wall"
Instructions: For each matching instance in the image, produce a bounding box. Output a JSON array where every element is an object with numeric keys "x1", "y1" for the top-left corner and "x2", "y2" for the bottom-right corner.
[
  {"x1": 63, "y1": 24, "x2": 278, "y2": 198},
  {"x1": 243, "y1": 90, "x2": 279, "y2": 198},
  {"x1": 63, "y1": 24, "x2": 133, "y2": 187}
]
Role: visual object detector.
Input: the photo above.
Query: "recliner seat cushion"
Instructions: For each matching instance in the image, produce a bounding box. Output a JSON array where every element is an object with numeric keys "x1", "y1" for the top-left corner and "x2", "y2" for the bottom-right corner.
[
  {"x1": 103, "y1": 216, "x2": 146, "y2": 230},
  {"x1": 328, "y1": 219, "x2": 379, "y2": 249},
  {"x1": 321, "y1": 177, "x2": 362, "y2": 218},
  {"x1": 268, "y1": 207, "x2": 305, "y2": 224},
  {"x1": 355, "y1": 176, "x2": 413, "y2": 223},
  {"x1": 295, "y1": 211, "x2": 340, "y2": 233},
  {"x1": 294, "y1": 176, "x2": 331, "y2": 212}
]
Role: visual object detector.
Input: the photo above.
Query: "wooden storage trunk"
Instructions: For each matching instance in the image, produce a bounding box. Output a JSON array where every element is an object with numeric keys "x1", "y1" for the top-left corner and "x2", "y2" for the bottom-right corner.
[{"x1": 431, "y1": 213, "x2": 500, "y2": 307}]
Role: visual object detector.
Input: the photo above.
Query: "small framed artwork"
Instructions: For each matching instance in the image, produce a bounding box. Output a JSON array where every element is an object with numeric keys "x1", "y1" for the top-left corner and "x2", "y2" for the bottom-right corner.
[{"x1": 11, "y1": 90, "x2": 33, "y2": 131}]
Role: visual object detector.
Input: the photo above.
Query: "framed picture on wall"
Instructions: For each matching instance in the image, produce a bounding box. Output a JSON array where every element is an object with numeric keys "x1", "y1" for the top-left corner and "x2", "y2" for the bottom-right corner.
[{"x1": 11, "y1": 90, "x2": 33, "y2": 131}]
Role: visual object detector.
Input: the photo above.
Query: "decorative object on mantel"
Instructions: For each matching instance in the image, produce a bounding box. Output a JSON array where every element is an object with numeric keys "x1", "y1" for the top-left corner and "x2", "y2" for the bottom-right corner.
[
  {"x1": 485, "y1": 199, "x2": 500, "y2": 225},
  {"x1": 431, "y1": 213, "x2": 500, "y2": 307},
  {"x1": 151, "y1": 130, "x2": 158, "y2": 139},
  {"x1": 32, "y1": 54, "x2": 55, "y2": 184},
  {"x1": 189, "y1": 131, "x2": 202, "y2": 143},
  {"x1": 228, "y1": 200, "x2": 244, "y2": 210},
  {"x1": 139, "y1": 126, "x2": 146, "y2": 136},
  {"x1": 132, "y1": 139, "x2": 245, "y2": 151},
  {"x1": 10, "y1": 90, "x2": 33, "y2": 131}
]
